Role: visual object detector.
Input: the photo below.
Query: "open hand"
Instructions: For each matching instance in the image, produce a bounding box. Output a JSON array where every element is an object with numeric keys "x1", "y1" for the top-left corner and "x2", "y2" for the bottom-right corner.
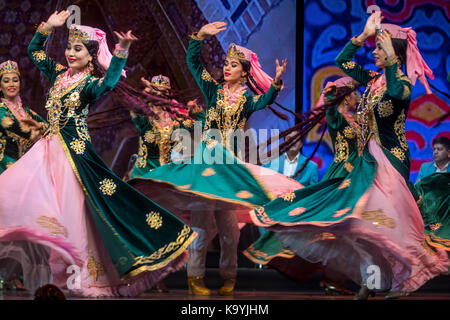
[
  {"x1": 377, "y1": 32, "x2": 395, "y2": 59},
  {"x1": 114, "y1": 30, "x2": 139, "y2": 51},
  {"x1": 274, "y1": 58, "x2": 287, "y2": 83},
  {"x1": 46, "y1": 10, "x2": 71, "y2": 28},
  {"x1": 198, "y1": 22, "x2": 227, "y2": 40},
  {"x1": 362, "y1": 11, "x2": 384, "y2": 37}
]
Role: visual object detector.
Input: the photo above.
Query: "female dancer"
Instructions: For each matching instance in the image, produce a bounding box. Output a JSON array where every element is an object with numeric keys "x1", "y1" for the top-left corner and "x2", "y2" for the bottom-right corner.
[
  {"x1": 129, "y1": 21, "x2": 301, "y2": 295},
  {"x1": 0, "y1": 10, "x2": 196, "y2": 296},
  {"x1": 0, "y1": 60, "x2": 47, "y2": 291},
  {"x1": 0, "y1": 60, "x2": 46, "y2": 174},
  {"x1": 244, "y1": 12, "x2": 449, "y2": 299},
  {"x1": 245, "y1": 77, "x2": 361, "y2": 295},
  {"x1": 129, "y1": 74, "x2": 203, "y2": 179}
]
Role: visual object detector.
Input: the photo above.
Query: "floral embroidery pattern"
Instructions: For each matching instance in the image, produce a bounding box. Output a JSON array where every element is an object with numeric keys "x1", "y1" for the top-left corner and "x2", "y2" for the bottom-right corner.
[
  {"x1": 55, "y1": 64, "x2": 66, "y2": 72},
  {"x1": 342, "y1": 61, "x2": 356, "y2": 70},
  {"x1": 99, "y1": 178, "x2": 117, "y2": 196},
  {"x1": 201, "y1": 69, "x2": 217, "y2": 83},
  {"x1": 64, "y1": 91, "x2": 81, "y2": 110},
  {"x1": 429, "y1": 223, "x2": 442, "y2": 231},
  {"x1": 390, "y1": 147, "x2": 406, "y2": 161},
  {"x1": 334, "y1": 132, "x2": 349, "y2": 163},
  {"x1": 146, "y1": 211, "x2": 163, "y2": 230},
  {"x1": 70, "y1": 139, "x2": 86, "y2": 155},
  {"x1": 377, "y1": 100, "x2": 394, "y2": 117},
  {"x1": 343, "y1": 126, "x2": 356, "y2": 139},
  {"x1": 279, "y1": 192, "x2": 295, "y2": 202},
  {"x1": 32, "y1": 50, "x2": 46, "y2": 62},
  {"x1": 135, "y1": 138, "x2": 148, "y2": 168},
  {"x1": 394, "y1": 110, "x2": 408, "y2": 150}
]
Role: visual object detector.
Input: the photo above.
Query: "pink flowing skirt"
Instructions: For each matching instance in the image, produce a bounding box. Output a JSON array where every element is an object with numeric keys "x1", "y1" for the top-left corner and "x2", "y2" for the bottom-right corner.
[
  {"x1": 276, "y1": 140, "x2": 449, "y2": 292},
  {"x1": 0, "y1": 135, "x2": 188, "y2": 297}
]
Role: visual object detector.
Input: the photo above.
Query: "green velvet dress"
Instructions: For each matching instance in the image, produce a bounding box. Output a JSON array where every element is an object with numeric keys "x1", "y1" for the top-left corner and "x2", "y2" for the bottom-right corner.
[
  {"x1": 0, "y1": 101, "x2": 46, "y2": 174},
  {"x1": 128, "y1": 36, "x2": 300, "y2": 217},
  {"x1": 244, "y1": 97, "x2": 366, "y2": 267},
  {"x1": 129, "y1": 109, "x2": 204, "y2": 179},
  {"x1": 0, "y1": 29, "x2": 197, "y2": 294},
  {"x1": 243, "y1": 40, "x2": 449, "y2": 292},
  {"x1": 415, "y1": 172, "x2": 450, "y2": 251}
]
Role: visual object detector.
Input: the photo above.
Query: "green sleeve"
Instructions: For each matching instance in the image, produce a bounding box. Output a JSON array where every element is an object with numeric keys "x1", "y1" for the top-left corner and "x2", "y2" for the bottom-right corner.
[
  {"x1": 0, "y1": 109, "x2": 31, "y2": 139},
  {"x1": 326, "y1": 104, "x2": 344, "y2": 130},
  {"x1": 246, "y1": 83, "x2": 281, "y2": 115},
  {"x1": 186, "y1": 37, "x2": 219, "y2": 105},
  {"x1": 323, "y1": 86, "x2": 343, "y2": 130},
  {"x1": 83, "y1": 52, "x2": 127, "y2": 102},
  {"x1": 130, "y1": 112, "x2": 152, "y2": 133},
  {"x1": 385, "y1": 63, "x2": 412, "y2": 101},
  {"x1": 28, "y1": 30, "x2": 66, "y2": 84},
  {"x1": 335, "y1": 41, "x2": 375, "y2": 87}
]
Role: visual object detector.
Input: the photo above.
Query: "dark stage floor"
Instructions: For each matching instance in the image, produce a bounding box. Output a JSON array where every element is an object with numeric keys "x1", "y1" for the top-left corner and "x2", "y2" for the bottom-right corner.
[{"x1": 1, "y1": 267, "x2": 450, "y2": 300}]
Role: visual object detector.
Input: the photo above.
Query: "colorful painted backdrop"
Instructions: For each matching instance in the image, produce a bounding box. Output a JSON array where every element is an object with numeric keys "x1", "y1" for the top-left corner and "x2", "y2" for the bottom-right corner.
[{"x1": 303, "y1": 0, "x2": 449, "y2": 182}]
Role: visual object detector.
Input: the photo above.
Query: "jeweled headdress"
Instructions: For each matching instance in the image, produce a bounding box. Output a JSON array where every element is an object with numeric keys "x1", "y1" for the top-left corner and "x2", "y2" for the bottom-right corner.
[
  {"x1": 68, "y1": 25, "x2": 90, "y2": 43},
  {"x1": 226, "y1": 43, "x2": 249, "y2": 61},
  {"x1": 0, "y1": 60, "x2": 20, "y2": 78},
  {"x1": 151, "y1": 75, "x2": 171, "y2": 90}
]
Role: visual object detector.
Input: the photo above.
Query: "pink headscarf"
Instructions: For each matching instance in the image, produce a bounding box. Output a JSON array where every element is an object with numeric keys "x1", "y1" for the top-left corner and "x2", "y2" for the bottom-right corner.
[
  {"x1": 227, "y1": 43, "x2": 275, "y2": 94},
  {"x1": 69, "y1": 25, "x2": 126, "y2": 78},
  {"x1": 380, "y1": 23, "x2": 434, "y2": 94}
]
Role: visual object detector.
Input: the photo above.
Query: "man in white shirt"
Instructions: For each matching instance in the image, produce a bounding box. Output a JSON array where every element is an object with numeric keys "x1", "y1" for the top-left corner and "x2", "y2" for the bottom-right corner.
[{"x1": 264, "y1": 130, "x2": 319, "y2": 186}]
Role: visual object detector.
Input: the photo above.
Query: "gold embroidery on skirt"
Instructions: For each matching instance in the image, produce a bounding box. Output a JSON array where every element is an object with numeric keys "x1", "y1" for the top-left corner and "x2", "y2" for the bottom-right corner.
[
  {"x1": 146, "y1": 211, "x2": 163, "y2": 230},
  {"x1": 333, "y1": 207, "x2": 352, "y2": 217},
  {"x1": 87, "y1": 257, "x2": 105, "y2": 281},
  {"x1": 279, "y1": 192, "x2": 295, "y2": 202},
  {"x1": 201, "y1": 168, "x2": 216, "y2": 177},
  {"x1": 99, "y1": 178, "x2": 117, "y2": 196},
  {"x1": 288, "y1": 207, "x2": 306, "y2": 216},
  {"x1": 344, "y1": 162, "x2": 354, "y2": 172},
  {"x1": 132, "y1": 225, "x2": 192, "y2": 266},
  {"x1": 361, "y1": 210, "x2": 396, "y2": 229},
  {"x1": 36, "y1": 216, "x2": 68, "y2": 238},
  {"x1": 236, "y1": 190, "x2": 253, "y2": 199},
  {"x1": 70, "y1": 139, "x2": 86, "y2": 155},
  {"x1": 338, "y1": 179, "x2": 351, "y2": 189}
]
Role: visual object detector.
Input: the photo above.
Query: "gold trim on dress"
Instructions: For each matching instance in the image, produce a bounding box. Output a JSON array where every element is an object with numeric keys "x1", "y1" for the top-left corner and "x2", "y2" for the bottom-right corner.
[{"x1": 243, "y1": 244, "x2": 296, "y2": 265}]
